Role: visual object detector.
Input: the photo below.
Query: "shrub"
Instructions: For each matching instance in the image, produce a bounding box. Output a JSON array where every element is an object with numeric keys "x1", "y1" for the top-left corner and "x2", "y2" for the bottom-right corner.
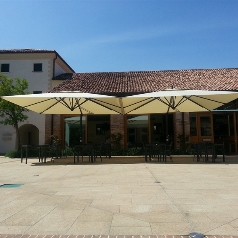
[
  {"x1": 124, "y1": 147, "x2": 144, "y2": 156},
  {"x1": 5, "y1": 147, "x2": 73, "y2": 159},
  {"x1": 5, "y1": 147, "x2": 39, "y2": 158},
  {"x1": 62, "y1": 147, "x2": 74, "y2": 156},
  {"x1": 5, "y1": 150, "x2": 21, "y2": 158}
]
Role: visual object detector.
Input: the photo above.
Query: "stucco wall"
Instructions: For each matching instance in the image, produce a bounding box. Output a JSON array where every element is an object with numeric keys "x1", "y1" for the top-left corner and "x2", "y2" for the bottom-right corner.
[
  {"x1": 0, "y1": 58, "x2": 52, "y2": 153},
  {"x1": 0, "y1": 52, "x2": 74, "y2": 154},
  {"x1": 0, "y1": 59, "x2": 52, "y2": 92}
]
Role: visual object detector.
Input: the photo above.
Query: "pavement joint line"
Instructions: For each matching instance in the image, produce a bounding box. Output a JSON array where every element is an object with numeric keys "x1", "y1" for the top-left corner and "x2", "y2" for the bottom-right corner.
[
  {"x1": 0, "y1": 236, "x2": 238, "y2": 238},
  {"x1": 0, "y1": 158, "x2": 238, "y2": 234}
]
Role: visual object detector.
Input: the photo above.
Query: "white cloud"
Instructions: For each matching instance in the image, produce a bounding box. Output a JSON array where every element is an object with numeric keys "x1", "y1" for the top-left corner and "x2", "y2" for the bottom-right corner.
[{"x1": 63, "y1": 20, "x2": 238, "y2": 53}]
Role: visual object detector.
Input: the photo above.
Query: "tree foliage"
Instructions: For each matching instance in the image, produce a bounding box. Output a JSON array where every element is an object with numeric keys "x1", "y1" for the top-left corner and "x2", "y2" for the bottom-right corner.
[{"x1": 0, "y1": 73, "x2": 29, "y2": 149}]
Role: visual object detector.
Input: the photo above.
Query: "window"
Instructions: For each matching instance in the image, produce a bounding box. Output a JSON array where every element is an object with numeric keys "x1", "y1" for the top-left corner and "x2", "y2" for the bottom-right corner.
[
  {"x1": 1, "y1": 64, "x2": 9, "y2": 72},
  {"x1": 200, "y1": 116, "x2": 212, "y2": 136},
  {"x1": 33, "y1": 91, "x2": 42, "y2": 94},
  {"x1": 64, "y1": 116, "x2": 86, "y2": 146},
  {"x1": 33, "y1": 63, "x2": 42, "y2": 72},
  {"x1": 189, "y1": 113, "x2": 197, "y2": 136},
  {"x1": 127, "y1": 115, "x2": 148, "y2": 148},
  {"x1": 96, "y1": 124, "x2": 105, "y2": 135}
]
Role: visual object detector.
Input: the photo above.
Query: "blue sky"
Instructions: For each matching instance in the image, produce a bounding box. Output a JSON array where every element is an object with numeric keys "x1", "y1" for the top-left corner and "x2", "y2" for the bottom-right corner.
[{"x1": 1, "y1": 0, "x2": 238, "y2": 72}]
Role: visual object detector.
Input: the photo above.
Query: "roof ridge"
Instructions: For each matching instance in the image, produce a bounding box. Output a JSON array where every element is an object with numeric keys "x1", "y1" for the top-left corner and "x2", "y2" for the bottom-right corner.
[{"x1": 65, "y1": 68, "x2": 238, "y2": 74}]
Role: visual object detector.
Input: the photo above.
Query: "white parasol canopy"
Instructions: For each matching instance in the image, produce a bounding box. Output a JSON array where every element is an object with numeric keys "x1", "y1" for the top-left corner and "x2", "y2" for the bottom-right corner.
[{"x1": 2, "y1": 89, "x2": 238, "y2": 115}]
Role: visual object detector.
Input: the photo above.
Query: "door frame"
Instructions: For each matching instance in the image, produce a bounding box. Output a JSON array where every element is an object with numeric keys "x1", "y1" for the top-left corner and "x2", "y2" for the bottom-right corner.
[{"x1": 189, "y1": 112, "x2": 214, "y2": 143}]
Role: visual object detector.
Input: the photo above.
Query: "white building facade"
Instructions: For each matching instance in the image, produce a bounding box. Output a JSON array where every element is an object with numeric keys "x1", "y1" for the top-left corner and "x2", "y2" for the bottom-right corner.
[{"x1": 0, "y1": 49, "x2": 74, "y2": 154}]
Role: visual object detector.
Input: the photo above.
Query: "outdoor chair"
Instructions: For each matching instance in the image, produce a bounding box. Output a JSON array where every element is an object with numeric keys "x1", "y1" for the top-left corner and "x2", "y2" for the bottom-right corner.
[
  {"x1": 144, "y1": 143, "x2": 166, "y2": 162},
  {"x1": 191, "y1": 143, "x2": 206, "y2": 162},
  {"x1": 48, "y1": 144, "x2": 61, "y2": 162},
  {"x1": 212, "y1": 142, "x2": 225, "y2": 162},
  {"x1": 165, "y1": 142, "x2": 173, "y2": 162},
  {"x1": 100, "y1": 143, "x2": 111, "y2": 159},
  {"x1": 144, "y1": 143, "x2": 151, "y2": 162},
  {"x1": 62, "y1": 141, "x2": 70, "y2": 158},
  {"x1": 191, "y1": 142, "x2": 225, "y2": 163},
  {"x1": 73, "y1": 144, "x2": 94, "y2": 163},
  {"x1": 203, "y1": 142, "x2": 215, "y2": 162},
  {"x1": 37, "y1": 144, "x2": 52, "y2": 163},
  {"x1": 92, "y1": 144, "x2": 103, "y2": 162}
]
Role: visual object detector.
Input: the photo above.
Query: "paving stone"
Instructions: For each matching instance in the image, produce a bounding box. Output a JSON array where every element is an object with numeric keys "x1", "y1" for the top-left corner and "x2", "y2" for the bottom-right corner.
[{"x1": 0, "y1": 156, "x2": 238, "y2": 236}]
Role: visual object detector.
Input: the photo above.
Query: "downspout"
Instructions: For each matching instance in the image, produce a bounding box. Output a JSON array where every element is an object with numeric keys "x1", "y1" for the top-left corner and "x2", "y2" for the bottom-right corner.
[{"x1": 53, "y1": 51, "x2": 57, "y2": 78}]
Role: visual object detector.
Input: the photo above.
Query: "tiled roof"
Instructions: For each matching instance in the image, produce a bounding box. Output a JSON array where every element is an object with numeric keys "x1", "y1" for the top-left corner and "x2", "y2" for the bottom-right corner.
[
  {"x1": 0, "y1": 49, "x2": 55, "y2": 53},
  {"x1": 51, "y1": 68, "x2": 238, "y2": 95}
]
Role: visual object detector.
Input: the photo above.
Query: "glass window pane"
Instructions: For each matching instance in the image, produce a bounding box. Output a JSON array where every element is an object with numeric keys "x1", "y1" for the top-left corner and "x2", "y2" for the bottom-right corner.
[
  {"x1": 1, "y1": 64, "x2": 9, "y2": 72},
  {"x1": 189, "y1": 113, "x2": 197, "y2": 136},
  {"x1": 150, "y1": 114, "x2": 167, "y2": 143},
  {"x1": 229, "y1": 114, "x2": 234, "y2": 136},
  {"x1": 213, "y1": 114, "x2": 228, "y2": 139},
  {"x1": 65, "y1": 116, "x2": 86, "y2": 147},
  {"x1": 127, "y1": 115, "x2": 148, "y2": 148},
  {"x1": 87, "y1": 115, "x2": 110, "y2": 144},
  {"x1": 33, "y1": 63, "x2": 42, "y2": 72},
  {"x1": 200, "y1": 116, "x2": 211, "y2": 136}
]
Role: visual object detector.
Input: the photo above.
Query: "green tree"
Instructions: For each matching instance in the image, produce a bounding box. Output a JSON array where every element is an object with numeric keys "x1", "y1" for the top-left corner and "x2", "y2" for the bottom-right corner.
[{"x1": 0, "y1": 73, "x2": 29, "y2": 150}]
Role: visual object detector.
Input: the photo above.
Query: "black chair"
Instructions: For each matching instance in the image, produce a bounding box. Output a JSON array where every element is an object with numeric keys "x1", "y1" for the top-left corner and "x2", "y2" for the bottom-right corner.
[
  {"x1": 203, "y1": 142, "x2": 215, "y2": 162},
  {"x1": 151, "y1": 143, "x2": 162, "y2": 161},
  {"x1": 93, "y1": 144, "x2": 103, "y2": 162},
  {"x1": 144, "y1": 143, "x2": 166, "y2": 162},
  {"x1": 165, "y1": 142, "x2": 173, "y2": 162},
  {"x1": 144, "y1": 143, "x2": 152, "y2": 162},
  {"x1": 213, "y1": 142, "x2": 225, "y2": 162},
  {"x1": 73, "y1": 144, "x2": 94, "y2": 164},
  {"x1": 100, "y1": 143, "x2": 111, "y2": 159},
  {"x1": 37, "y1": 144, "x2": 51, "y2": 163},
  {"x1": 191, "y1": 143, "x2": 207, "y2": 162},
  {"x1": 48, "y1": 144, "x2": 61, "y2": 162},
  {"x1": 191, "y1": 142, "x2": 224, "y2": 163},
  {"x1": 21, "y1": 145, "x2": 34, "y2": 164},
  {"x1": 62, "y1": 141, "x2": 70, "y2": 158}
]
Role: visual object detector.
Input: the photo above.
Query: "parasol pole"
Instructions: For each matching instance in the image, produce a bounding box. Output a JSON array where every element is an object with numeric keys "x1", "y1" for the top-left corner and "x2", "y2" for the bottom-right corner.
[
  {"x1": 79, "y1": 108, "x2": 83, "y2": 144},
  {"x1": 166, "y1": 113, "x2": 169, "y2": 143}
]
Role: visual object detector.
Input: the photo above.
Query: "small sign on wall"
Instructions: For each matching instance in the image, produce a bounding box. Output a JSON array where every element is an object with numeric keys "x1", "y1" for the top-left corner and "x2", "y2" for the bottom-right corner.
[{"x1": 2, "y1": 132, "x2": 12, "y2": 141}]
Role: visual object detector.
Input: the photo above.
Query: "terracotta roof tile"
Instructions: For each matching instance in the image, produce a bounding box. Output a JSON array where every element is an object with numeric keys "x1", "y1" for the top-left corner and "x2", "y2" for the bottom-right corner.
[
  {"x1": 51, "y1": 68, "x2": 238, "y2": 95},
  {"x1": 0, "y1": 49, "x2": 55, "y2": 53}
]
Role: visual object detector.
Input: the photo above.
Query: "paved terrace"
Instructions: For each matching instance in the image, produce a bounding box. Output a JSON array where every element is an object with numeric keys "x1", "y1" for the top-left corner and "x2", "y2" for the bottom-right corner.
[{"x1": 0, "y1": 155, "x2": 238, "y2": 236}]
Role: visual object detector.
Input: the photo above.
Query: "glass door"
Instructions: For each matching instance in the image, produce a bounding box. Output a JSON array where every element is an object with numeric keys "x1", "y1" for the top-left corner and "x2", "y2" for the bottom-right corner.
[
  {"x1": 64, "y1": 116, "x2": 86, "y2": 147},
  {"x1": 213, "y1": 113, "x2": 237, "y2": 154},
  {"x1": 189, "y1": 113, "x2": 197, "y2": 143},
  {"x1": 198, "y1": 114, "x2": 213, "y2": 142},
  {"x1": 127, "y1": 115, "x2": 148, "y2": 148},
  {"x1": 228, "y1": 113, "x2": 237, "y2": 154}
]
